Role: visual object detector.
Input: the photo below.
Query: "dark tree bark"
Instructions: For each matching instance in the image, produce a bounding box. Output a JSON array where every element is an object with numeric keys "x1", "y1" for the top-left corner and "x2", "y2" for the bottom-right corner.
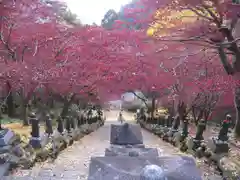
[
  {"x1": 60, "y1": 94, "x2": 76, "y2": 118},
  {"x1": 21, "y1": 101, "x2": 29, "y2": 126},
  {"x1": 150, "y1": 98, "x2": 156, "y2": 119},
  {"x1": 6, "y1": 82, "x2": 15, "y2": 117}
]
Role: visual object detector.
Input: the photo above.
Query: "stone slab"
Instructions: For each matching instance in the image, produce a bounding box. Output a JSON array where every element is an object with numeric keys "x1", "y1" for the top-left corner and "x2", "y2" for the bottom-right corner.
[
  {"x1": 110, "y1": 144, "x2": 145, "y2": 148},
  {"x1": 0, "y1": 163, "x2": 10, "y2": 178},
  {"x1": 110, "y1": 123, "x2": 143, "y2": 145},
  {"x1": 0, "y1": 129, "x2": 15, "y2": 147},
  {"x1": 88, "y1": 156, "x2": 202, "y2": 180},
  {"x1": 105, "y1": 147, "x2": 158, "y2": 157}
]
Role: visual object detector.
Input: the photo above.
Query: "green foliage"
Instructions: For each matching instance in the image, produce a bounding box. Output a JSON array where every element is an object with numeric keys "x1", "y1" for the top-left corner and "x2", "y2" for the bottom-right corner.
[{"x1": 101, "y1": 9, "x2": 118, "y2": 29}]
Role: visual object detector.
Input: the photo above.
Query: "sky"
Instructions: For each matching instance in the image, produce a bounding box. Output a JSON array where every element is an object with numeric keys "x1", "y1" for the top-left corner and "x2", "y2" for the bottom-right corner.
[{"x1": 64, "y1": 0, "x2": 131, "y2": 25}]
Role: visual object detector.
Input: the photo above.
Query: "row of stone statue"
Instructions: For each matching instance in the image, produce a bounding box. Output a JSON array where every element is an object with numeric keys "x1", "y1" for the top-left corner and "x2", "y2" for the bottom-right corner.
[
  {"x1": 29, "y1": 111, "x2": 104, "y2": 148},
  {"x1": 137, "y1": 112, "x2": 231, "y2": 155}
]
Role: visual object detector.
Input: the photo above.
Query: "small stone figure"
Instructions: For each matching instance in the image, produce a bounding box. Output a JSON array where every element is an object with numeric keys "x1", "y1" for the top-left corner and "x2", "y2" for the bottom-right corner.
[
  {"x1": 192, "y1": 119, "x2": 206, "y2": 150},
  {"x1": 172, "y1": 115, "x2": 180, "y2": 131},
  {"x1": 97, "y1": 109, "x2": 102, "y2": 120},
  {"x1": 45, "y1": 114, "x2": 53, "y2": 136},
  {"x1": 77, "y1": 116, "x2": 82, "y2": 128},
  {"x1": 218, "y1": 114, "x2": 231, "y2": 141},
  {"x1": 57, "y1": 116, "x2": 64, "y2": 134},
  {"x1": 166, "y1": 115, "x2": 172, "y2": 127},
  {"x1": 207, "y1": 115, "x2": 230, "y2": 154},
  {"x1": 195, "y1": 119, "x2": 206, "y2": 141},
  {"x1": 87, "y1": 109, "x2": 93, "y2": 120}
]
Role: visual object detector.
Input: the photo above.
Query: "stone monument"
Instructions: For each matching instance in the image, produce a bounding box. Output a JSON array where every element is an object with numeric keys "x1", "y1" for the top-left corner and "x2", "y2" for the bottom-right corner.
[
  {"x1": 88, "y1": 122, "x2": 202, "y2": 180},
  {"x1": 110, "y1": 123, "x2": 143, "y2": 145}
]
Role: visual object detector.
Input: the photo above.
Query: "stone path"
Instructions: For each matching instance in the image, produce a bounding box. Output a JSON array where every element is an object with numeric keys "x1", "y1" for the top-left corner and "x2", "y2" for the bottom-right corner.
[{"x1": 3, "y1": 111, "x2": 220, "y2": 180}]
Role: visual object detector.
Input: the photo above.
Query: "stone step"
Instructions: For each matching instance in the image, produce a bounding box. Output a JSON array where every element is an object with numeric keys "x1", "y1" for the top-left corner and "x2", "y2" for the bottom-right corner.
[
  {"x1": 0, "y1": 163, "x2": 10, "y2": 179},
  {"x1": 105, "y1": 147, "x2": 158, "y2": 157},
  {"x1": 88, "y1": 156, "x2": 202, "y2": 180}
]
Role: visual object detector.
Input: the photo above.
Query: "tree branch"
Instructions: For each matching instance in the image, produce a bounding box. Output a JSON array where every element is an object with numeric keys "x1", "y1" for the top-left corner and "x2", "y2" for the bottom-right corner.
[
  {"x1": 130, "y1": 91, "x2": 148, "y2": 108},
  {"x1": 218, "y1": 46, "x2": 234, "y2": 75}
]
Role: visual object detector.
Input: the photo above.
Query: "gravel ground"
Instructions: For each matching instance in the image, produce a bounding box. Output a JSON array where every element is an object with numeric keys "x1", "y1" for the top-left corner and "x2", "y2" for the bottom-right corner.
[{"x1": 3, "y1": 111, "x2": 222, "y2": 180}]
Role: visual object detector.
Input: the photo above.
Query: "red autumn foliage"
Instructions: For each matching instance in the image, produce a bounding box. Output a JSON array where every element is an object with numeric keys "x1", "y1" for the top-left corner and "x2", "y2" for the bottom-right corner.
[{"x1": 0, "y1": 0, "x2": 238, "y2": 124}]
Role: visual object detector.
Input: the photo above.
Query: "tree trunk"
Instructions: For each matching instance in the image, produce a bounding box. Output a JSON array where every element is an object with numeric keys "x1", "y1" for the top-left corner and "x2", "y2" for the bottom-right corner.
[
  {"x1": 150, "y1": 98, "x2": 156, "y2": 119},
  {"x1": 234, "y1": 86, "x2": 240, "y2": 136},
  {"x1": 232, "y1": 54, "x2": 240, "y2": 136},
  {"x1": 6, "y1": 82, "x2": 15, "y2": 117},
  {"x1": 22, "y1": 102, "x2": 29, "y2": 126},
  {"x1": 60, "y1": 94, "x2": 76, "y2": 118}
]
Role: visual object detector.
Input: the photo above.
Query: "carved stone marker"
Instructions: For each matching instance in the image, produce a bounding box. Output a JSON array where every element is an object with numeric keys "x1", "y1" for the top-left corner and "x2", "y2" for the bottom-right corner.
[
  {"x1": 110, "y1": 123, "x2": 143, "y2": 145},
  {"x1": 0, "y1": 128, "x2": 14, "y2": 147},
  {"x1": 140, "y1": 165, "x2": 166, "y2": 180},
  {"x1": 88, "y1": 156, "x2": 202, "y2": 180},
  {"x1": 29, "y1": 112, "x2": 41, "y2": 149}
]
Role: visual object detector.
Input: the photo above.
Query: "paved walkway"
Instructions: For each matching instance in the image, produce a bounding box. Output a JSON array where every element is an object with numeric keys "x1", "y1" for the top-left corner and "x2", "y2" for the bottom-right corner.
[{"x1": 4, "y1": 111, "x2": 220, "y2": 180}]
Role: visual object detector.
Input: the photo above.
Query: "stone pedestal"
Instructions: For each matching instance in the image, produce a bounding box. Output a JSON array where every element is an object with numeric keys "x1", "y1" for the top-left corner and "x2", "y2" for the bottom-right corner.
[
  {"x1": 208, "y1": 137, "x2": 229, "y2": 154},
  {"x1": 162, "y1": 128, "x2": 178, "y2": 142},
  {"x1": 29, "y1": 113, "x2": 42, "y2": 149},
  {"x1": 29, "y1": 137, "x2": 42, "y2": 149},
  {"x1": 187, "y1": 137, "x2": 203, "y2": 149},
  {"x1": 105, "y1": 146, "x2": 158, "y2": 157},
  {"x1": 88, "y1": 156, "x2": 202, "y2": 180}
]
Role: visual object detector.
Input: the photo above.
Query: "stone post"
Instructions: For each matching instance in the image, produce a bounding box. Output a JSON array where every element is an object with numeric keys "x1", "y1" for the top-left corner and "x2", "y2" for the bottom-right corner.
[
  {"x1": 166, "y1": 115, "x2": 172, "y2": 127},
  {"x1": 81, "y1": 114, "x2": 85, "y2": 124},
  {"x1": 70, "y1": 116, "x2": 76, "y2": 129},
  {"x1": 163, "y1": 116, "x2": 167, "y2": 127},
  {"x1": 65, "y1": 116, "x2": 71, "y2": 133},
  {"x1": 181, "y1": 119, "x2": 188, "y2": 140},
  {"x1": 29, "y1": 112, "x2": 41, "y2": 148},
  {"x1": 194, "y1": 119, "x2": 206, "y2": 141},
  {"x1": 45, "y1": 114, "x2": 53, "y2": 136},
  {"x1": 172, "y1": 115, "x2": 180, "y2": 130},
  {"x1": 77, "y1": 116, "x2": 82, "y2": 128},
  {"x1": 57, "y1": 116, "x2": 64, "y2": 134}
]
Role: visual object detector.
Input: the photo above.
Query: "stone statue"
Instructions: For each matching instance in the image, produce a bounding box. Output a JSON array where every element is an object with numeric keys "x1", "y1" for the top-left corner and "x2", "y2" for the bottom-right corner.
[
  {"x1": 218, "y1": 114, "x2": 231, "y2": 141},
  {"x1": 195, "y1": 119, "x2": 206, "y2": 141},
  {"x1": 172, "y1": 115, "x2": 180, "y2": 130}
]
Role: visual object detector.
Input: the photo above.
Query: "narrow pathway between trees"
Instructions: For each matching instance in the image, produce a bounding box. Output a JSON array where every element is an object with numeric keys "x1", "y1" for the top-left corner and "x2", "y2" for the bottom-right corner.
[{"x1": 4, "y1": 111, "x2": 220, "y2": 180}]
